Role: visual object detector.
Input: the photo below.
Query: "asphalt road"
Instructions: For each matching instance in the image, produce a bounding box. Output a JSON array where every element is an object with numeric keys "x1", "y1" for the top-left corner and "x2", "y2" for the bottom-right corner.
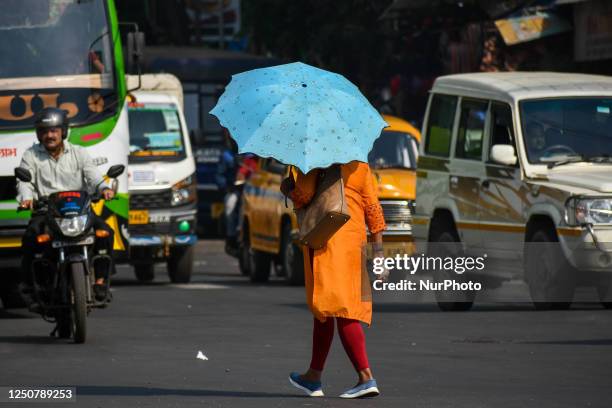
[{"x1": 1, "y1": 240, "x2": 611, "y2": 408}]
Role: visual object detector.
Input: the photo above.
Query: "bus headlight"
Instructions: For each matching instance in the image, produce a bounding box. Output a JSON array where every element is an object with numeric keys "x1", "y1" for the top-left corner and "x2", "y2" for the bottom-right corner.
[{"x1": 171, "y1": 175, "x2": 196, "y2": 206}]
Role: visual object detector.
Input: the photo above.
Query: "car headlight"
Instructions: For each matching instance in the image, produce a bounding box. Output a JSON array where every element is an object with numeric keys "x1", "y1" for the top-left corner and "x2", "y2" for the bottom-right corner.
[
  {"x1": 55, "y1": 215, "x2": 89, "y2": 237},
  {"x1": 567, "y1": 198, "x2": 612, "y2": 225},
  {"x1": 171, "y1": 175, "x2": 196, "y2": 206}
]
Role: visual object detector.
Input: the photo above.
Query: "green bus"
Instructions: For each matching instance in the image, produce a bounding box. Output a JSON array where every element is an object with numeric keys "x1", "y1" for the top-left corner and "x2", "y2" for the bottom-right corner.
[{"x1": 0, "y1": 0, "x2": 132, "y2": 304}]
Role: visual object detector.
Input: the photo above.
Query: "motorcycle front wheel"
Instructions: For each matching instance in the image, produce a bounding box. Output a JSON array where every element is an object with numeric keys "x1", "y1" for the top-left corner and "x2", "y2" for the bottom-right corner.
[{"x1": 70, "y1": 262, "x2": 87, "y2": 344}]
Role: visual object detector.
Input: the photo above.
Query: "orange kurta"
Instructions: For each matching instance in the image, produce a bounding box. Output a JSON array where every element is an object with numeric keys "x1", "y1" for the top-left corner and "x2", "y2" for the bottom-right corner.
[{"x1": 290, "y1": 161, "x2": 386, "y2": 325}]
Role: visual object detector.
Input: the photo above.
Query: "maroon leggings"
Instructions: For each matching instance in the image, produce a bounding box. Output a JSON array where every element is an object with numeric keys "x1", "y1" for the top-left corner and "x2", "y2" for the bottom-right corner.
[{"x1": 309, "y1": 317, "x2": 370, "y2": 372}]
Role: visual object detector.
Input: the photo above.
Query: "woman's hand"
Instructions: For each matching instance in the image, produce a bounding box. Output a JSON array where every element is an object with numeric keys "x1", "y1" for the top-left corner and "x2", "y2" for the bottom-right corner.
[
  {"x1": 371, "y1": 233, "x2": 389, "y2": 282},
  {"x1": 374, "y1": 250, "x2": 390, "y2": 282}
]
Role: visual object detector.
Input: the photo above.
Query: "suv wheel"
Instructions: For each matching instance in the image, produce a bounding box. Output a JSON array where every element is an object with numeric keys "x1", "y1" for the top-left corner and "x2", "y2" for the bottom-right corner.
[
  {"x1": 430, "y1": 221, "x2": 475, "y2": 311},
  {"x1": 249, "y1": 248, "x2": 271, "y2": 283},
  {"x1": 280, "y1": 222, "x2": 304, "y2": 286},
  {"x1": 525, "y1": 228, "x2": 575, "y2": 310},
  {"x1": 596, "y1": 276, "x2": 612, "y2": 309}
]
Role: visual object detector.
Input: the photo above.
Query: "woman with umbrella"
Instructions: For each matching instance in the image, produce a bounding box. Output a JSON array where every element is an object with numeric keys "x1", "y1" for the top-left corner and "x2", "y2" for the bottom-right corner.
[
  {"x1": 210, "y1": 62, "x2": 389, "y2": 398},
  {"x1": 281, "y1": 161, "x2": 387, "y2": 398}
]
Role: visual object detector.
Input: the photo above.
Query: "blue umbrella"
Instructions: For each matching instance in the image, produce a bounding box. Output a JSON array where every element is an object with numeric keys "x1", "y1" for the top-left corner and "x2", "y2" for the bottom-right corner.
[{"x1": 209, "y1": 62, "x2": 387, "y2": 173}]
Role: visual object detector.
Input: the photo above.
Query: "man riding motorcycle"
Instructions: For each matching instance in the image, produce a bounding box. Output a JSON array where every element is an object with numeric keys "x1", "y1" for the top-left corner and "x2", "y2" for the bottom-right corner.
[{"x1": 17, "y1": 107, "x2": 115, "y2": 306}]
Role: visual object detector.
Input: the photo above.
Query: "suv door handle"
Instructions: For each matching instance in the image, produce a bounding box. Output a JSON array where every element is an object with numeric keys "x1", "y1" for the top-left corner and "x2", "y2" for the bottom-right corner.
[{"x1": 481, "y1": 179, "x2": 490, "y2": 189}]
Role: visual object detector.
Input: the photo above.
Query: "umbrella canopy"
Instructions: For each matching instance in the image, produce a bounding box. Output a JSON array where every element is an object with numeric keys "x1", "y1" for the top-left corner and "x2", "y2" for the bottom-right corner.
[{"x1": 209, "y1": 62, "x2": 387, "y2": 173}]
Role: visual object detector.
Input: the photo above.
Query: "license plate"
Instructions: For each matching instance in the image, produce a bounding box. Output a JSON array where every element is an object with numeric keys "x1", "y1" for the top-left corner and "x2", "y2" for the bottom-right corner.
[
  {"x1": 149, "y1": 214, "x2": 170, "y2": 224},
  {"x1": 129, "y1": 210, "x2": 149, "y2": 225},
  {"x1": 211, "y1": 203, "x2": 224, "y2": 219}
]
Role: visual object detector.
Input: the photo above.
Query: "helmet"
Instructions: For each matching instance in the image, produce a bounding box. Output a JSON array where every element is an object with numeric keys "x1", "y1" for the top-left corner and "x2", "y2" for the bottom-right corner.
[{"x1": 34, "y1": 108, "x2": 69, "y2": 140}]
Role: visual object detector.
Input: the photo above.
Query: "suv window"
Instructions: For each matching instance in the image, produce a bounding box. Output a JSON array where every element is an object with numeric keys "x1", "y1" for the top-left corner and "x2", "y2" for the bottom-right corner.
[
  {"x1": 456, "y1": 99, "x2": 488, "y2": 160},
  {"x1": 489, "y1": 103, "x2": 516, "y2": 162},
  {"x1": 425, "y1": 94, "x2": 457, "y2": 157}
]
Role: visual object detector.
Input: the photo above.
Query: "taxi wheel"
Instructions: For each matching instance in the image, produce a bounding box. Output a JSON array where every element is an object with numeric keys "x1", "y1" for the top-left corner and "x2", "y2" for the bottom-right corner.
[
  {"x1": 134, "y1": 264, "x2": 155, "y2": 283},
  {"x1": 249, "y1": 249, "x2": 271, "y2": 283},
  {"x1": 238, "y1": 222, "x2": 251, "y2": 276},
  {"x1": 525, "y1": 228, "x2": 575, "y2": 310},
  {"x1": 280, "y1": 222, "x2": 304, "y2": 286},
  {"x1": 430, "y1": 221, "x2": 475, "y2": 311}
]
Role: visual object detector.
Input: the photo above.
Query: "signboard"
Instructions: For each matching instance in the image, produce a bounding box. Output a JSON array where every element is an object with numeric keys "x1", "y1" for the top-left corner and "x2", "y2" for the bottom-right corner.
[{"x1": 495, "y1": 12, "x2": 571, "y2": 46}]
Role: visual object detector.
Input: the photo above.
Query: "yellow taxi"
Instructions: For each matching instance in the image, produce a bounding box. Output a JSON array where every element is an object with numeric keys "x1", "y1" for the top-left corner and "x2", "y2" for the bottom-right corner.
[
  {"x1": 239, "y1": 115, "x2": 421, "y2": 285},
  {"x1": 368, "y1": 114, "x2": 421, "y2": 257},
  {"x1": 239, "y1": 157, "x2": 303, "y2": 285}
]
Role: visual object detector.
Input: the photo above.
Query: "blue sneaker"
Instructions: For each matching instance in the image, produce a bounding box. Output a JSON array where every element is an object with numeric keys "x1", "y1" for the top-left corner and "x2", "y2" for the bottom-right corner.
[
  {"x1": 339, "y1": 379, "x2": 380, "y2": 398},
  {"x1": 288, "y1": 372, "x2": 324, "y2": 397}
]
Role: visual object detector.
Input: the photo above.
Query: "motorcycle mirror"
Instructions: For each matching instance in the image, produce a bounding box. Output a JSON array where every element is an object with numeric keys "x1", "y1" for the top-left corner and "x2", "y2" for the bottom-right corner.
[
  {"x1": 14, "y1": 167, "x2": 32, "y2": 183},
  {"x1": 106, "y1": 165, "x2": 125, "y2": 179}
]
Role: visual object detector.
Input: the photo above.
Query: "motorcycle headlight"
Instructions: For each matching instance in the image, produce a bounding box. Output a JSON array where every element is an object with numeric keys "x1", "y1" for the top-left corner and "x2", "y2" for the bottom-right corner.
[
  {"x1": 171, "y1": 175, "x2": 196, "y2": 206},
  {"x1": 55, "y1": 215, "x2": 89, "y2": 237},
  {"x1": 567, "y1": 198, "x2": 612, "y2": 225}
]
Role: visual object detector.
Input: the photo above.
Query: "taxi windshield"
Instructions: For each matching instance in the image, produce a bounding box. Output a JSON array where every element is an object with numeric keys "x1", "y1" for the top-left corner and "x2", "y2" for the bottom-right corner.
[
  {"x1": 368, "y1": 130, "x2": 417, "y2": 170},
  {"x1": 521, "y1": 97, "x2": 612, "y2": 165},
  {"x1": 128, "y1": 103, "x2": 186, "y2": 162}
]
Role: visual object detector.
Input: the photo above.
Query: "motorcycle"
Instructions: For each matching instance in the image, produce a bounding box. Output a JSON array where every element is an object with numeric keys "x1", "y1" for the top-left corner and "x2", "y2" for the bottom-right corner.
[{"x1": 14, "y1": 164, "x2": 124, "y2": 343}]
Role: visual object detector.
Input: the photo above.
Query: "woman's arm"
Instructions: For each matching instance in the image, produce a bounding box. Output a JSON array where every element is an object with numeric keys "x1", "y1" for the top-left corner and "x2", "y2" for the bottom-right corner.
[{"x1": 361, "y1": 165, "x2": 386, "y2": 235}]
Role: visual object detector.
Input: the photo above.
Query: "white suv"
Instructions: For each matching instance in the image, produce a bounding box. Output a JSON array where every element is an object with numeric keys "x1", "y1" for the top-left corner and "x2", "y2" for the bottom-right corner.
[{"x1": 413, "y1": 72, "x2": 612, "y2": 311}]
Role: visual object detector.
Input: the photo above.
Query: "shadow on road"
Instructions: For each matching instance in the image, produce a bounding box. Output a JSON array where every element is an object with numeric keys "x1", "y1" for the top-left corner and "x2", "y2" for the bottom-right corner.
[
  {"x1": 280, "y1": 302, "x2": 604, "y2": 314},
  {"x1": 518, "y1": 339, "x2": 612, "y2": 346},
  {"x1": 0, "y1": 309, "x2": 35, "y2": 319},
  {"x1": 0, "y1": 335, "x2": 62, "y2": 344},
  {"x1": 76, "y1": 385, "x2": 300, "y2": 399}
]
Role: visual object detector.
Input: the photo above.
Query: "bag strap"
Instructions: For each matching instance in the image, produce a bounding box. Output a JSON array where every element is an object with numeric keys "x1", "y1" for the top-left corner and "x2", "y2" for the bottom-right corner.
[{"x1": 284, "y1": 165, "x2": 293, "y2": 208}]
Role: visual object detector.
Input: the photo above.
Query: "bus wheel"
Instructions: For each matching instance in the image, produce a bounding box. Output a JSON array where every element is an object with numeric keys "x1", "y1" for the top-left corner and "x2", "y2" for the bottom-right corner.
[
  {"x1": 168, "y1": 246, "x2": 194, "y2": 283},
  {"x1": 134, "y1": 264, "x2": 155, "y2": 283}
]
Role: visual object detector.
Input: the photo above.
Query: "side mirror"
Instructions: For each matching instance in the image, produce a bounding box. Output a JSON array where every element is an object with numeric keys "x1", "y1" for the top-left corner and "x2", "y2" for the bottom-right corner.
[
  {"x1": 490, "y1": 144, "x2": 517, "y2": 166},
  {"x1": 126, "y1": 31, "x2": 145, "y2": 75},
  {"x1": 106, "y1": 165, "x2": 125, "y2": 179},
  {"x1": 14, "y1": 167, "x2": 32, "y2": 183}
]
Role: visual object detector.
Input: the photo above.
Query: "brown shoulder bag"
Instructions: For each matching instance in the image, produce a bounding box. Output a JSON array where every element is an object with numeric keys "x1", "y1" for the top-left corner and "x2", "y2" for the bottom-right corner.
[{"x1": 294, "y1": 165, "x2": 351, "y2": 249}]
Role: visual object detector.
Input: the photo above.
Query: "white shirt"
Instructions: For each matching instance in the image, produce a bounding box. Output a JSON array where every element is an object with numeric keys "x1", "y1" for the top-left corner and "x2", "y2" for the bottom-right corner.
[{"x1": 17, "y1": 141, "x2": 108, "y2": 201}]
